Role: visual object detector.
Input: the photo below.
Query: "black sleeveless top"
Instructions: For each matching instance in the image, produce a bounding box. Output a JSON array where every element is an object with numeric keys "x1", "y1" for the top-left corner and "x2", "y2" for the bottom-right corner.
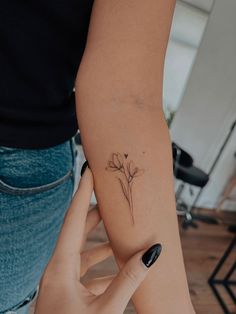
[{"x1": 0, "y1": 0, "x2": 94, "y2": 149}]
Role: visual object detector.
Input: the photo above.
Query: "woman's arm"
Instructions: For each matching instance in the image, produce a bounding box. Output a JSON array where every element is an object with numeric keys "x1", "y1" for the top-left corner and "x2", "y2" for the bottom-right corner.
[{"x1": 75, "y1": 0, "x2": 195, "y2": 313}]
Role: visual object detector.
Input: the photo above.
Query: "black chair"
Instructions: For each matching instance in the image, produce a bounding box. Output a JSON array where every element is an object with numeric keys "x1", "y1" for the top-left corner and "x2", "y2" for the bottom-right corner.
[
  {"x1": 172, "y1": 142, "x2": 219, "y2": 229},
  {"x1": 172, "y1": 142, "x2": 193, "y2": 168},
  {"x1": 208, "y1": 228, "x2": 236, "y2": 314}
]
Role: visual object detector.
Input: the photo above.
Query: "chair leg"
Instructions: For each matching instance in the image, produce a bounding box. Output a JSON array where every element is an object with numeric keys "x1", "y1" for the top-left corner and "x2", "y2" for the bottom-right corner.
[{"x1": 216, "y1": 175, "x2": 236, "y2": 212}]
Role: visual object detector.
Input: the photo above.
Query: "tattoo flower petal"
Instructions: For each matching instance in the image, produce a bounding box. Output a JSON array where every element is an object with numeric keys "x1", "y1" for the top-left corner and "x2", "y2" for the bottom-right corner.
[
  {"x1": 105, "y1": 152, "x2": 145, "y2": 225},
  {"x1": 112, "y1": 153, "x2": 124, "y2": 169}
]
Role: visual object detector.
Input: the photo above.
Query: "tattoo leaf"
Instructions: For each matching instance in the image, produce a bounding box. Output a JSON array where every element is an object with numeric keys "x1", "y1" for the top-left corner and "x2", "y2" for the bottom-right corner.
[
  {"x1": 133, "y1": 168, "x2": 145, "y2": 177},
  {"x1": 117, "y1": 177, "x2": 129, "y2": 203}
]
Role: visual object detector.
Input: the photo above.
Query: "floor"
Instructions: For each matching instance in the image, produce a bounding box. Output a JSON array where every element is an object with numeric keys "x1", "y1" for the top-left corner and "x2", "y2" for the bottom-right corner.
[
  {"x1": 30, "y1": 208, "x2": 236, "y2": 314},
  {"x1": 179, "y1": 209, "x2": 236, "y2": 314},
  {"x1": 83, "y1": 208, "x2": 236, "y2": 314}
]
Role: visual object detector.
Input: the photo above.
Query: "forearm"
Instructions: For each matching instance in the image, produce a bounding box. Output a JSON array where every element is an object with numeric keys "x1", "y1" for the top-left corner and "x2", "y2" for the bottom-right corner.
[{"x1": 75, "y1": 77, "x2": 194, "y2": 313}]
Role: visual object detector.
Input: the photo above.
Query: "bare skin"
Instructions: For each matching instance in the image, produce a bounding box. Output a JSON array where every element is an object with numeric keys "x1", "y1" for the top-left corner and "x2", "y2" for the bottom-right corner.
[
  {"x1": 35, "y1": 167, "x2": 161, "y2": 314},
  {"x1": 75, "y1": 0, "x2": 196, "y2": 312},
  {"x1": 105, "y1": 152, "x2": 145, "y2": 225}
]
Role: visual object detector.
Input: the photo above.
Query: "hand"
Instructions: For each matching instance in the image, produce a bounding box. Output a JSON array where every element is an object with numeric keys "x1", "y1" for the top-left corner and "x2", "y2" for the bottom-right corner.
[{"x1": 35, "y1": 163, "x2": 162, "y2": 314}]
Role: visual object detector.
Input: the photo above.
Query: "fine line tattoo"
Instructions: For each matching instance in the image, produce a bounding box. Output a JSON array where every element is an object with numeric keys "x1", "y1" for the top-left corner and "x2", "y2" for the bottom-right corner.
[{"x1": 105, "y1": 152, "x2": 145, "y2": 225}]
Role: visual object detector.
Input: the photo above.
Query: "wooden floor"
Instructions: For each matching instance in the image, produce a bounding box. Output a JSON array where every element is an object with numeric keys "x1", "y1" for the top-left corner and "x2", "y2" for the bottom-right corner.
[
  {"x1": 31, "y1": 208, "x2": 236, "y2": 314},
  {"x1": 179, "y1": 209, "x2": 236, "y2": 314},
  {"x1": 82, "y1": 208, "x2": 236, "y2": 314}
]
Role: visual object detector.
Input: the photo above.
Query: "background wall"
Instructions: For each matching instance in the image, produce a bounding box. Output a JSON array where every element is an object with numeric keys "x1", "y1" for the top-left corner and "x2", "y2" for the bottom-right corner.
[
  {"x1": 169, "y1": 0, "x2": 236, "y2": 211},
  {"x1": 163, "y1": 0, "x2": 212, "y2": 113}
]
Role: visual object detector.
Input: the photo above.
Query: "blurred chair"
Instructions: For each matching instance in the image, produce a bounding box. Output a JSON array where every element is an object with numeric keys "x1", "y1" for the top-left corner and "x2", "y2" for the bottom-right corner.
[
  {"x1": 208, "y1": 231, "x2": 236, "y2": 314},
  {"x1": 216, "y1": 173, "x2": 236, "y2": 211},
  {"x1": 172, "y1": 142, "x2": 219, "y2": 229}
]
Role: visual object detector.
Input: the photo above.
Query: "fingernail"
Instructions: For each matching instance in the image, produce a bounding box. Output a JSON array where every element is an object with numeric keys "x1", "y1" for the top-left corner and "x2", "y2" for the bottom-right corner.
[
  {"x1": 80, "y1": 160, "x2": 90, "y2": 177},
  {"x1": 142, "y1": 243, "x2": 162, "y2": 268}
]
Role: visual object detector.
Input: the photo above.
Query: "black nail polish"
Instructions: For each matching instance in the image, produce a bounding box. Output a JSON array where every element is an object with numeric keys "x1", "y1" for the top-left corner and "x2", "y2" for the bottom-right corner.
[
  {"x1": 142, "y1": 243, "x2": 162, "y2": 268},
  {"x1": 80, "y1": 160, "x2": 90, "y2": 176}
]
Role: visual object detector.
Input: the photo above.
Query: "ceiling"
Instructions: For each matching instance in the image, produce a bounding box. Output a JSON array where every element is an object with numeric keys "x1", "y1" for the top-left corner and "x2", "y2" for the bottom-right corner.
[{"x1": 163, "y1": 0, "x2": 215, "y2": 114}]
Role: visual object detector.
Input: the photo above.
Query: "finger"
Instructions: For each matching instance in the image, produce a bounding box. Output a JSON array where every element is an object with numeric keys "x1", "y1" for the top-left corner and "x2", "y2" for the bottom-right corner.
[
  {"x1": 83, "y1": 275, "x2": 115, "y2": 296},
  {"x1": 98, "y1": 243, "x2": 162, "y2": 312},
  {"x1": 85, "y1": 204, "x2": 101, "y2": 236},
  {"x1": 82, "y1": 204, "x2": 101, "y2": 248},
  {"x1": 52, "y1": 165, "x2": 93, "y2": 265},
  {"x1": 80, "y1": 242, "x2": 113, "y2": 277}
]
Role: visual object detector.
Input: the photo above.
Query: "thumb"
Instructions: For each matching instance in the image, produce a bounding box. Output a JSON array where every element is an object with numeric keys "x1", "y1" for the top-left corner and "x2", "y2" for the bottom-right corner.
[{"x1": 99, "y1": 243, "x2": 162, "y2": 312}]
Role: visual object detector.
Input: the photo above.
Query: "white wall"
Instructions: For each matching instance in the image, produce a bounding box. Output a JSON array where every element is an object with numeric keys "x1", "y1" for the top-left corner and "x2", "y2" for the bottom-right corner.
[
  {"x1": 170, "y1": 0, "x2": 236, "y2": 210},
  {"x1": 164, "y1": 1, "x2": 209, "y2": 112}
]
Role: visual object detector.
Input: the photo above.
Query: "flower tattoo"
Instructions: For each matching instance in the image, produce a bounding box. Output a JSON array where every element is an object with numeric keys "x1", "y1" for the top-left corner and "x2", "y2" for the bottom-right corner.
[{"x1": 105, "y1": 152, "x2": 145, "y2": 225}]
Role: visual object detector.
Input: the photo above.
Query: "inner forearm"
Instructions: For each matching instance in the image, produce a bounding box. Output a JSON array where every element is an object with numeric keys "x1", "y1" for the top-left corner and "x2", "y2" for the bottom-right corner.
[{"x1": 75, "y1": 77, "x2": 194, "y2": 313}]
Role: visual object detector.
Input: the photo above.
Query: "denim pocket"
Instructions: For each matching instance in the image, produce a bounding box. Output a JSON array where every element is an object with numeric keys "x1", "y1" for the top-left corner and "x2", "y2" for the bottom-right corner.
[
  {"x1": 0, "y1": 139, "x2": 76, "y2": 196},
  {"x1": 0, "y1": 169, "x2": 73, "y2": 196}
]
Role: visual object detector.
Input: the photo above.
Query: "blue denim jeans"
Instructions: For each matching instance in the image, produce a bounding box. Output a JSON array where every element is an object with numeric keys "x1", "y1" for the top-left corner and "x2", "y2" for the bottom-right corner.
[{"x1": 0, "y1": 137, "x2": 78, "y2": 313}]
